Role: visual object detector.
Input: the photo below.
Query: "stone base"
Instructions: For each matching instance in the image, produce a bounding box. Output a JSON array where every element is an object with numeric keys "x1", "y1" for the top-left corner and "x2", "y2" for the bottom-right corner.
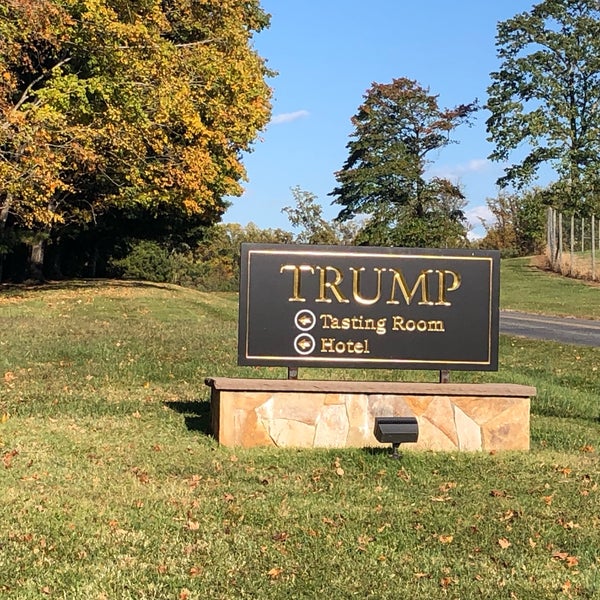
[{"x1": 205, "y1": 378, "x2": 535, "y2": 452}]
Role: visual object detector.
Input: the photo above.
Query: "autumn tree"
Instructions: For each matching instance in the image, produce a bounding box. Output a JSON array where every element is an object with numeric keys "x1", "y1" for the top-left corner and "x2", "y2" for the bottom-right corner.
[
  {"x1": 486, "y1": 0, "x2": 600, "y2": 215},
  {"x1": 0, "y1": 0, "x2": 272, "y2": 280},
  {"x1": 330, "y1": 78, "x2": 477, "y2": 248},
  {"x1": 478, "y1": 189, "x2": 546, "y2": 256}
]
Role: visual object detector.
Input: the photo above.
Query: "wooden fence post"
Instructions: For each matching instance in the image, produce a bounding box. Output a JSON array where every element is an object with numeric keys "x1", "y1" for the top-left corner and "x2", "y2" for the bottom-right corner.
[{"x1": 592, "y1": 215, "x2": 597, "y2": 281}]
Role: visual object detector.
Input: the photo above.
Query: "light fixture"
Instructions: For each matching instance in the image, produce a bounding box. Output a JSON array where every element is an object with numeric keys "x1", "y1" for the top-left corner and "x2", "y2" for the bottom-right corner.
[{"x1": 374, "y1": 417, "x2": 419, "y2": 459}]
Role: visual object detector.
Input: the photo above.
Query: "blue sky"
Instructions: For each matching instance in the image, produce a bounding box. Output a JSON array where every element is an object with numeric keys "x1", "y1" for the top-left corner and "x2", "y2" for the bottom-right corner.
[{"x1": 224, "y1": 0, "x2": 540, "y2": 238}]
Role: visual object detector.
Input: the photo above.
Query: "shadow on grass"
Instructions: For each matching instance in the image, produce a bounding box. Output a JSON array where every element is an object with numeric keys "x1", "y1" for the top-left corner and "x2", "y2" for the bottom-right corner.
[
  {"x1": 164, "y1": 400, "x2": 212, "y2": 435},
  {"x1": 0, "y1": 278, "x2": 190, "y2": 294}
]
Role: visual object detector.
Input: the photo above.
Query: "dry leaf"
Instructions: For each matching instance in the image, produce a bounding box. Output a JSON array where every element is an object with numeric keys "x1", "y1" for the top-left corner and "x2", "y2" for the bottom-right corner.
[
  {"x1": 439, "y1": 482, "x2": 457, "y2": 493},
  {"x1": 542, "y1": 494, "x2": 554, "y2": 505},
  {"x1": 272, "y1": 531, "x2": 289, "y2": 543},
  {"x1": 440, "y1": 576, "x2": 454, "y2": 589},
  {"x1": 333, "y1": 457, "x2": 344, "y2": 476},
  {"x1": 498, "y1": 537, "x2": 511, "y2": 549},
  {"x1": 397, "y1": 468, "x2": 411, "y2": 481},
  {"x1": 267, "y1": 567, "x2": 283, "y2": 579},
  {"x1": 3, "y1": 449, "x2": 18, "y2": 469},
  {"x1": 566, "y1": 556, "x2": 579, "y2": 568},
  {"x1": 439, "y1": 534, "x2": 454, "y2": 544}
]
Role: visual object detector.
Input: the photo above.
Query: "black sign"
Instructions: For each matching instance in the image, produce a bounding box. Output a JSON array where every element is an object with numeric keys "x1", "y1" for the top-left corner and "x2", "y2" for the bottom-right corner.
[{"x1": 238, "y1": 244, "x2": 500, "y2": 370}]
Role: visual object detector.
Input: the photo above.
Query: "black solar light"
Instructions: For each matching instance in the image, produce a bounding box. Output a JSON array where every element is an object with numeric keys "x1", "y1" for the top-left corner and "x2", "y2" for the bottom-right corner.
[{"x1": 374, "y1": 417, "x2": 419, "y2": 459}]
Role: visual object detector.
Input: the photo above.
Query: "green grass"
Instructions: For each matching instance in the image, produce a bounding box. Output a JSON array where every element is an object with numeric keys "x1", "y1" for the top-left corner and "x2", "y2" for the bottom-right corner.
[
  {"x1": 0, "y1": 264, "x2": 599, "y2": 599},
  {"x1": 501, "y1": 257, "x2": 600, "y2": 319}
]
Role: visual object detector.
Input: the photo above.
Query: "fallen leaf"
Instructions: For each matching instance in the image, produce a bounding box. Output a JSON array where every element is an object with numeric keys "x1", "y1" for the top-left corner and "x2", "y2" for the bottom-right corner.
[
  {"x1": 272, "y1": 531, "x2": 289, "y2": 543},
  {"x1": 498, "y1": 537, "x2": 511, "y2": 549},
  {"x1": 542, "y1": 494, "x2": 554, "y2": 505},
  {"x1": 333, "y1": 457, "x2": 344, "y2": 476},
  {"x1": 267, "y1": 567, "x2": 283, "y2": 579},
  {"x1": 439, "y1": 534, "x2": 454, "y2": 544},
  {"x1": 397, "y1": 467, "x2": 411, "y2": 481},
  {"x1": 566, "y1": 556, "x2": 579, "y2": 568},
  {"x1": 3, "y1": 449, "x2": 18, "y2": 469},
  {"x1": 439, "y1": 482, "x2": 457, "y2": 493}
]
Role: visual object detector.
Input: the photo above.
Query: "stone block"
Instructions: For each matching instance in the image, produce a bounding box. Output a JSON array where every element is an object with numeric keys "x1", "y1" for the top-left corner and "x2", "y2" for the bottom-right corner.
[{"x1": 205, "y1": 379, "x2": 534, "y2": 452}]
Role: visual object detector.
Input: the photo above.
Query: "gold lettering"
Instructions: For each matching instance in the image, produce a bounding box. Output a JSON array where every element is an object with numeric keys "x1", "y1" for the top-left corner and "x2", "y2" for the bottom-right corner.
[
  {"x1": 350, "y1": 267, "x2": 385, "y2": 305},
  {"x1": 435, "y1": 270, "x2": 462, "y2": 306},
  {"x1": 321, "y1": 338, "x2": 335, "y2": 352},
  {"x1": 386, "y1": 269, "x2": 434, "y2": 306},
  {"x1": 280, "y1": 264, "x2": 315, "y2": 302},
  {"x1": 320, "y1": 337, "x2": 370, "y2": 354},
  {"x1": 316, "y1": 266, "x2": 349, "y2": 304},
  {"x1": 392, "y1": 316, "x2": 445, "y2": 332}
]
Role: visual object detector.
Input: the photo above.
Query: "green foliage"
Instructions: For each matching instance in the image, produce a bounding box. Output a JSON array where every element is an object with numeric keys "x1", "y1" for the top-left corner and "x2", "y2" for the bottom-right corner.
[
  {"x1": 330, "y1": 78, "x2": 477, "y2": 248},
  {"x1": 0, "y1": 0, "x2": 273, "y2": 280},
  {"x1": 282, "y1": 186, "x2": 359, "y2": 245},
  {"x1": 108, "y1": 222, "x2": 293, "y2": 291},
  {"x1": 110, "y1": 240, "x2": 173, "y2": 282},
  {"x1": 486, "y1": 0, "x2": 600, "y2": 214},
  {"x1": 479, "y1": 189, "x2": 547, "y2": 256}
]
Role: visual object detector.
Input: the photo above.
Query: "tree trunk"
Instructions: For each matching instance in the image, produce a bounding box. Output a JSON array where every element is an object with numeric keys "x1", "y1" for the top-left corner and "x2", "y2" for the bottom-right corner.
[
  {"x1": 28, "y1": 239, "x2": 45, "y2": 282},
  {"x1": 0, "y1": 193, "x2": 12, "y2": 283}
]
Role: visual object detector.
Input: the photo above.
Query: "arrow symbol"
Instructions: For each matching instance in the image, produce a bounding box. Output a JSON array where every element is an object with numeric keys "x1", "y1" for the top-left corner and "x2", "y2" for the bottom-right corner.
[{"x1": 297, "y1": 338, "x2": 312, "y2": 350}]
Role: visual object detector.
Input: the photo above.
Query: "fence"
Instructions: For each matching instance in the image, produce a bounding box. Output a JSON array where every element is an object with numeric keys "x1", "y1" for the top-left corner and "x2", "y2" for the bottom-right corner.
[{"x1": 546, "y1": 207, "x2": 599, "y2": 281}]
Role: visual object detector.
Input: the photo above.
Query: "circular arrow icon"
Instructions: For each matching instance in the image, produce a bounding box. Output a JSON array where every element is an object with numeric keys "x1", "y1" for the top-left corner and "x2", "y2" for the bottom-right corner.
[
  {"x1": 294, "y1": 333, "x2": 316, "y2": 355},
  {"x1": 294, "y1": 309, "x2": 316, "y2": 331}
]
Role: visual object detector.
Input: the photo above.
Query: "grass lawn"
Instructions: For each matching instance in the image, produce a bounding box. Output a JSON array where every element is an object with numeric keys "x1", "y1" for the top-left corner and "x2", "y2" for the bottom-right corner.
[{"x1": 1, "y1": 259, "x2": 599, "y2": 599}]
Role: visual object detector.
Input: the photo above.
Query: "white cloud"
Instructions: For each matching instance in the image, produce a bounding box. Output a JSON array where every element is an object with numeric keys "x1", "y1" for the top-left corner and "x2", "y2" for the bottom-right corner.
[
  {"x1": 466, "y1": 204, "x2": 493, "y2": 225},
  {"x1": 270, "y1": 110, "x2": 310, "y2": 125},
  {"x1": 430, "y1": 158, "x2": 492, "y2": 180},
  {"x1": 465, "y1": 204, "x2": 494, "y2": 240}
]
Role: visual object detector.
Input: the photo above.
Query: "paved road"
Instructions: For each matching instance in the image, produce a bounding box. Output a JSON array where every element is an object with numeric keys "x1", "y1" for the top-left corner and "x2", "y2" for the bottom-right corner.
[{"x1": 500, "y1": 311, "x2": 600, "y2": 347}]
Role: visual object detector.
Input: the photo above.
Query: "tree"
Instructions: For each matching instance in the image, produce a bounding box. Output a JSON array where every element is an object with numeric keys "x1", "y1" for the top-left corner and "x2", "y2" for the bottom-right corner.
[
  {"x1": 0, "y1": 0, "x2": 272, "y2": 280},
  {"x1": 486, "y1": 0, "x2": 600, "y2": 214},
  {"x1": 282, "y1": 186, "x2": 358, "y2": 245},
  {"x1": 479, "y1": 189, "x2": 546, "y2": 256},
  {"x1": 330, "y1": 77, "x2": 477, "y2": 247}
]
